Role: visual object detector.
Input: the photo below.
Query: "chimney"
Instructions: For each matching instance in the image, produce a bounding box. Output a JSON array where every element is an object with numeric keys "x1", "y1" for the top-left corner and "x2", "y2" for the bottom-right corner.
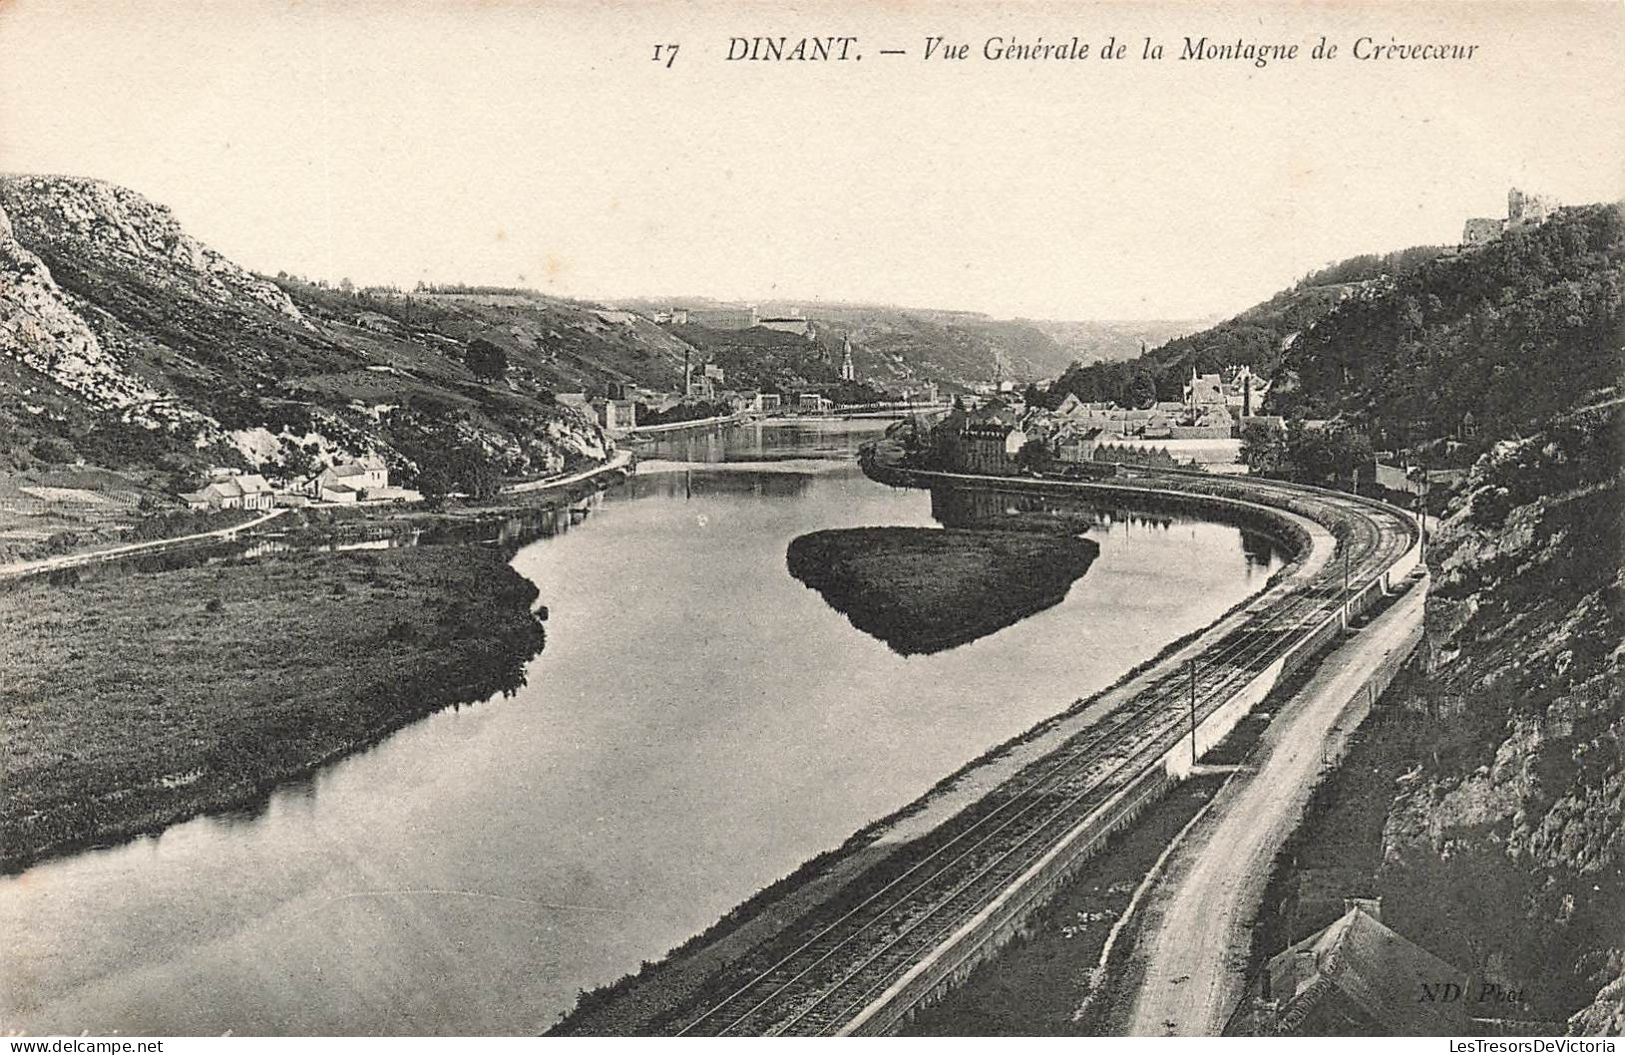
[{"x1": 1343, "y1": 896, "x2": 1383, "y2": 922}]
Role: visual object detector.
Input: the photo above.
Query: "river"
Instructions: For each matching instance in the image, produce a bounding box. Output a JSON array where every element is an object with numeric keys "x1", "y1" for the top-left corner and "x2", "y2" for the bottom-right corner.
[{"x1": 0, "y1": 419, "x2": 1281, "y2": 1035}]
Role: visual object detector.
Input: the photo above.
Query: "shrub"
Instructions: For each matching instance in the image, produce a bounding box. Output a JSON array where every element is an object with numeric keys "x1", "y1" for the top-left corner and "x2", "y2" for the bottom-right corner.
[{"x1": 30, "y1": 437, "x2": 77, "y2": 464}]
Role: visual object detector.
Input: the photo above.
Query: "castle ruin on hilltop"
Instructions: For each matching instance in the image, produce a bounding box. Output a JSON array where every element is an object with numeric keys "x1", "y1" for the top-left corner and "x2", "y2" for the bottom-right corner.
[{"x1": 1462, "y1": 187, "x2": 1557, "y2": 247}]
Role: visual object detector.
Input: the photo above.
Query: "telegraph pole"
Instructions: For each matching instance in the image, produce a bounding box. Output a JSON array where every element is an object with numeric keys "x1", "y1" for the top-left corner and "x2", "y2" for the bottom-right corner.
[
  {"x1": 1188, "y1": 658, "x2": 1198, "y2": 766},
  {"x1": 1420, "y1": 471, "x2": 1430, "y2": 563},
  {"x1": 1343, "y1": 545, "x2": 1351, "y2": 627}
]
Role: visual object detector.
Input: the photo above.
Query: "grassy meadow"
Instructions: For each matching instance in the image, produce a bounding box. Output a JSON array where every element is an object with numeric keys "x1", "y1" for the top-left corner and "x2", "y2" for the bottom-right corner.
[{"x1": 0, "y1": 545, "x2": 545, "y2": 871}]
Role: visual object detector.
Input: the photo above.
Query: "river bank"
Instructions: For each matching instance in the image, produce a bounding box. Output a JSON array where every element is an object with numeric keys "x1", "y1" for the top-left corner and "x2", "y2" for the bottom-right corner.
[{"x1": 0, "y1": 544, "x2": 546, "y2": 873}]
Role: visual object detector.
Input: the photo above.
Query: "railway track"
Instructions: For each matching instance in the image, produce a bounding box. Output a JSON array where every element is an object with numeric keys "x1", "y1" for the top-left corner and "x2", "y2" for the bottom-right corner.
[{"x1": 673, "y1": 472, "x2": 1418, "y2": 1036}]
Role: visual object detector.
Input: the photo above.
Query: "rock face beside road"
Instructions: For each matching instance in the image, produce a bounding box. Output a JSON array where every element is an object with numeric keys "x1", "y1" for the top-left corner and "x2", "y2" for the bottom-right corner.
[
  {"x1": 1150, "y1": 408, "x2": 1623, "y2": 1036},
  {"x1": 1379, "y1": 411, "x2": 1623, "y2": 1033}
]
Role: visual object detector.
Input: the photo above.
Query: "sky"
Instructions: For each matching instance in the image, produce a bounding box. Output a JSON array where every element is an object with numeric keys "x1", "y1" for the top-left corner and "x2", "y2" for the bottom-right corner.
[{"x1": 1, "y1": 0, "x2": 1621, "y2": 321}]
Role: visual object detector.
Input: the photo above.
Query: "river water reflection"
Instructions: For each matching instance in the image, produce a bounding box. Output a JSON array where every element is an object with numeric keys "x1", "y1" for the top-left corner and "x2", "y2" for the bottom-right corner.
[{"x1": 1, "y1": 420, "x2": 1280, "y2": 1035}]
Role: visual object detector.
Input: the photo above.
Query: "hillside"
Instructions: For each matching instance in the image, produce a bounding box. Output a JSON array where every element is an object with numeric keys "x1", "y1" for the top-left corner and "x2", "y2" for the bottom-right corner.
[
  {"x1": 1273, "y1": 204, "x2": 1624, "y2": 448},
  {"x1": 1036, "y1": 244, "x2": 1451, "y2": 408},
  {"x1": 779, "y1": 303, "x2": 1079, "y2": 387},
  {"x1": 0, "y1": 175, "x2": 612, "y2": 498},
  {"x1": 667, "y1": 323, "x2": 850, "y2": 394},
  {"x1": 1251, "y1": 405, "x2": 1624, "y2": 1034},
  {"x1": 1182, "y1": 210, "x2": 1622, "y2": 1033}
]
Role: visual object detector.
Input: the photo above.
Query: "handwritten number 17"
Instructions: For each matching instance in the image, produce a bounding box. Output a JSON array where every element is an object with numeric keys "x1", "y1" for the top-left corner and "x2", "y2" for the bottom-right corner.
[{"x1": 653, "y1": 44, "x2": 679, "y2": 68}]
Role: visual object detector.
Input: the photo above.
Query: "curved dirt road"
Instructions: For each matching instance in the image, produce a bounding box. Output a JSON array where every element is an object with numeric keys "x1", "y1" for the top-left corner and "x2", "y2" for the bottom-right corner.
[{"x1": 1126, "y1": 575, "x2": 1427, "y2": 1035}]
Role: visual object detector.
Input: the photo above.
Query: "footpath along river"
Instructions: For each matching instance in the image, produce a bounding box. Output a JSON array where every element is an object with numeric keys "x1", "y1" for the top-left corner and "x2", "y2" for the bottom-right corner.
[{"x1": 1, "y1": 419, "x2": 1282, "y2": 1035}]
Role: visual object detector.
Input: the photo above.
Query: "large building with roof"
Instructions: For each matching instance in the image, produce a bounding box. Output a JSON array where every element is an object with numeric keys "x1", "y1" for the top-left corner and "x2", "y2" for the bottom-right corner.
[
  {"x1": 1255, "y1": 899, "x2": 1473, "y2": 1036},
  {"x1": 181, "y1": 473, "x2": 274, "y2": 511}
]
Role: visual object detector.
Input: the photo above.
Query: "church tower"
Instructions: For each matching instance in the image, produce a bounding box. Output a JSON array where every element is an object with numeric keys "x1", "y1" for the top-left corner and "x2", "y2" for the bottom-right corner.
[{"x1": 840, "y1": 335, "x2": 856, "y2": 382}]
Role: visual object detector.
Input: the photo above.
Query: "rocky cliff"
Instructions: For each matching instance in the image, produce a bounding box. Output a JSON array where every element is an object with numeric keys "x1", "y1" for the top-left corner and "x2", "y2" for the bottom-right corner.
[
  {"x1": 0, "y1": 182, "x2": 169, "y2": 414},
  {"x1": 0, "y1": 174, "x2": 609, "y2": 491},
  {"x1": 1378, "y1": 405, "x2": 1622, "y2": 1031}
]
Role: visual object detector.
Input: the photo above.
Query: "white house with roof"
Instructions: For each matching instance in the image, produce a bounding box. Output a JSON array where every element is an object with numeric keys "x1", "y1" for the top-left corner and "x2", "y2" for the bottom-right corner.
[
  {"x1": 303, "y1": 455, "x2": 390, "y2": 503},
  {"x1": 181, "y1": 473, "x2": 274, "y2": 511}
]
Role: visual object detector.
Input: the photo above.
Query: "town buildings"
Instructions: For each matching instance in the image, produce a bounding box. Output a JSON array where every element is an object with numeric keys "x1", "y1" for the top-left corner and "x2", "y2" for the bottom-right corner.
[
  {"x1": 1053, "y1": 422, "x2": 1104, "y2": 463},
  {"x1": 958, "y1": 421, "x2": 1029, "y2": 474}
]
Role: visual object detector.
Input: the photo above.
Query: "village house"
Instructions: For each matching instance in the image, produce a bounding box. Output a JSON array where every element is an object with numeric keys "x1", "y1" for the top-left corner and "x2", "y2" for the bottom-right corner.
[
  {"x1": 687, "y1": 374, "x2": 716, "y2": 400},
  {"x1": 1224, "y1": 364, "x2": 1271, "y2": 417},
  {"x1": 1239, "y1": 413, "x2": 1287, "y2": 434},
  {"x1": 181, "y1": 473, "x2": 274, "y2": 512},
  {"x1": 643, "y1": 390, "x2": 684, "y2": 413},
  {"x1": 1185, "y1": 370, "x2": 1226, "y2": 410},
  {"x1": 591, "y1": 397, "x2": 638, "y2": 432},
  {"x1": 723, "y1": 389, "x2": 775, "y2": 415},
  {"x1": 1053, "y1": 423, "x2": 1104, "y2": 463},
  {"x1": 352, "y1": 311, "x2": 398, "y2": 334},
  {"x1": 1171, "y1": 404, "x2": 1235, "y2": 440},
  {"x1": 956, "y1": 421, "x2": 1027, "y2": 474},
  {"x1": 304, "y1": 455, "x2": 390, "y2": 504}
]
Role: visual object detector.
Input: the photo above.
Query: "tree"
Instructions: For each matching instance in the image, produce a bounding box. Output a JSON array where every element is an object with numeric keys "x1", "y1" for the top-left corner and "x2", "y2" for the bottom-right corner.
[
  {"x1": 414, "y1": 441, "x2": 503, "y2": 501},
  {"x1": 1285, "y1": 423, "x2": 1374, "y2": 487},
  {"x1": 30, "y1": 437, "x2": 77, "y2": 464},
  {"x1": 466, "y1": 338, "x2": 509, "y2": 381},
  {"x1": 1015, "y1": 438, "x2": 1050, "y2": 471},
  {"x1": 1128, "y1": 372, "x2": 1158, "y2": 409},
  {"x1": 1240, "y1": 422, "x2": 1289, "y2": 476}
]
